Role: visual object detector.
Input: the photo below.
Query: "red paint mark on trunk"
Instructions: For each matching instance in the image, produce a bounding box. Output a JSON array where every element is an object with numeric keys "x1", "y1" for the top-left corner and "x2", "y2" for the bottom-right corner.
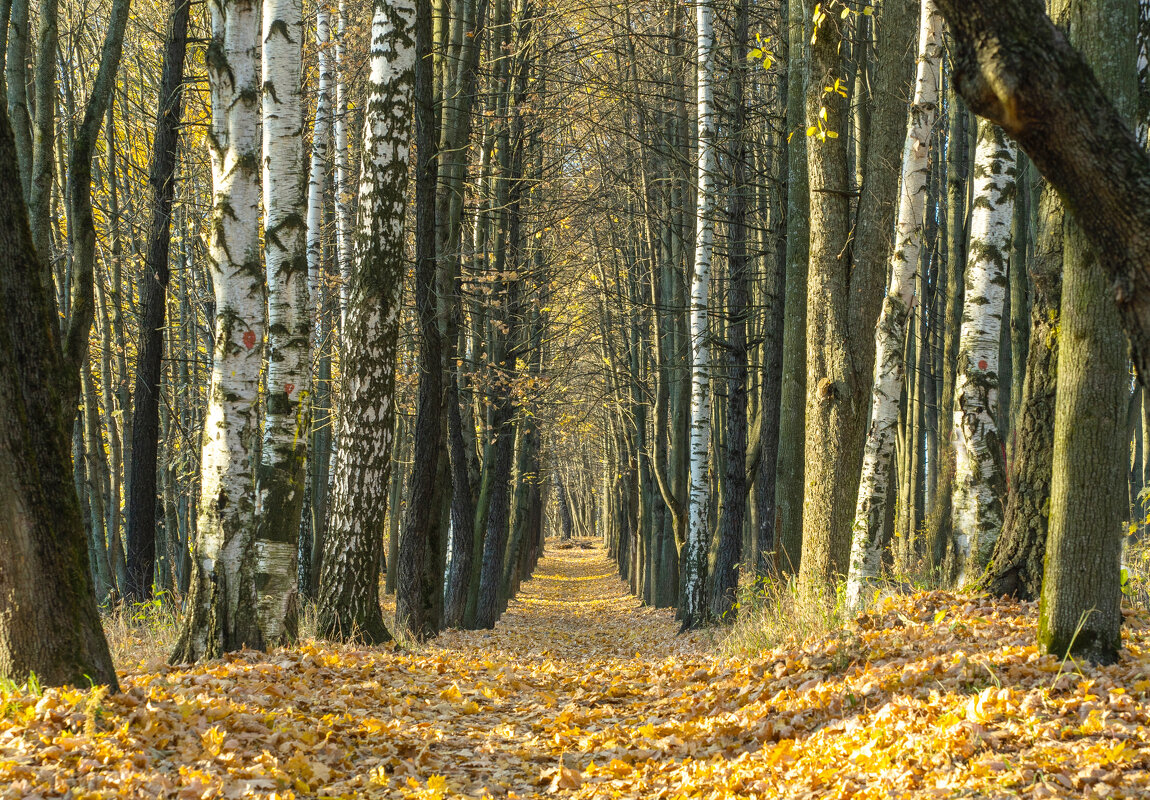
[
  {"x1": 242, "y1": 330, "x2": 257, "y2": 350},
  {"x1": 284, "y1": 383, "x2": 295, "y2": 395},
  {"x1": 978, "y1": 359, "x2": 988, "y2": 370}
]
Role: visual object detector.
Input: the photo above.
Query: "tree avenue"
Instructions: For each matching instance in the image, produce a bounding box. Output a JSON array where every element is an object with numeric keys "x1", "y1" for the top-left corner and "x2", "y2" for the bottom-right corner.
[{"x1": 5, "y1": 0, "x2": 1150, "y2": 747}]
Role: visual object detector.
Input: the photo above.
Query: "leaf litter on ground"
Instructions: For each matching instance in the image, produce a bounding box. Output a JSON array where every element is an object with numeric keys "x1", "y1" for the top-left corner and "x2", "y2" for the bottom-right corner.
[{"x1": 2, "y1": 542, "x2": 1150, "y2": 799}]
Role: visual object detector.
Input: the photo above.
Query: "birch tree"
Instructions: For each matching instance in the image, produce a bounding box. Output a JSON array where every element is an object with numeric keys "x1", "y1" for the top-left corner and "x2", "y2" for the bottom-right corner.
[
  {"x1": 680, "y1": 0, "x2": 715, "y2": 631},
  {"x1": 172, "y1": 0, "x2": 265, "y2": 662},
  {"x1": 256, "y1": 0, "x2": 309, "y2": 645},
  {"x1": 317, "y1": 0, "x2": 416, "y2": 644},
  {"x1": 306, "y1": 5, "x2": 332, "y2": 301},
  {"x1": 334, "y1": 0, "x2": 354, "y2": 328},
  {"x1": 951, "y1": 118, "x2": 1015, "y2": 585},
  {"x1": 846, "y1": 0, "x2": 943, "y2": 610}
]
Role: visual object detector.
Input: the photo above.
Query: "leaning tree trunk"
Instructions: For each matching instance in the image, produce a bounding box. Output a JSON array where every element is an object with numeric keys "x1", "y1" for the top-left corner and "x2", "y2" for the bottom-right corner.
[
  {"x1": 1038, "y1": 0, "x2": 1135, "y2": 666},
  {"x1": 681, "y1": 0, "x2": 715, "y2": 631},
  {"x1": 951, "y1": 118, "x2": 1015, "y2": 586},
  {"x1": 316, "y1": 0, "x2": 416, "y2": 644},
  {"x1": 61, "y1": 0, "x2": 131, "y2": 403},
  {"x1": 847, "y1": 0, "x2": 943, "y2": 611},
  {"x1": 256, "y1": 0, "x2": 309, "y2": 646},
  {"x1": 0, "y1": 97, "x2": 118, "y2": 690},
  {"x1": 124, "y1": 0, "x2": 191, "y2": 603},
  {"x1": 172, "y1": 0, "x2": 265, "y2": 663},
  {"x1": 935, "y1": 0, "x2": 1150, "y2": 387}
]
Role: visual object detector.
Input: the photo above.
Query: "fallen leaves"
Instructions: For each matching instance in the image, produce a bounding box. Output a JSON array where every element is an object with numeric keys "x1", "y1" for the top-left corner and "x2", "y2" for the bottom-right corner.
[{"x1": 2, "y1": 544, "x2": 1150, "y2": 798}]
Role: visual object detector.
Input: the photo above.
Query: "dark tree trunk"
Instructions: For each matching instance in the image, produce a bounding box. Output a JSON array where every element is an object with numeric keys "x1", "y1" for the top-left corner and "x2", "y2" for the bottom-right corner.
[
  {"x1": 396, "y1": 0, "x2": 442, "y2": 641},
  {"x1": 124, "y1": 0, "x2": 191, "y2": 603},
  {"x1": 711, "y1": 0, "x2": 749, "y2": 622},
  {"x1": 0, "y1": 98, "x2": 118, "y2": 690},
  {"x1": 982, "y1": 180, "x2": 1062, "y2": 600}
]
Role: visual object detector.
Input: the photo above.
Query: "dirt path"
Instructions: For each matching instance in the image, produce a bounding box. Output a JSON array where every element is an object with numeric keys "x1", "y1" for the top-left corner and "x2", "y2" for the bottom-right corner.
[{"x1": 7, "y1": 540, "x2": 1150, "y2": 799}]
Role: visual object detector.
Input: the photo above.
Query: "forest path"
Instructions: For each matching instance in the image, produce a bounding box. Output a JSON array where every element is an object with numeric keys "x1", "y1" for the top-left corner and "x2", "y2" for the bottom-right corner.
[{"x1": 8, "y1": 543, "x2": 1150, "y2": 799}]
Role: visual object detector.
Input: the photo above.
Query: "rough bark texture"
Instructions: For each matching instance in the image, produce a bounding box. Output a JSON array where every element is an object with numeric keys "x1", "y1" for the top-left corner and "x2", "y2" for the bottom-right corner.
[
  {"x1": 255, "y1": 0, "x2": 310, "y2": 645},
  {"x1": 124, "y1": 0, "x2": 191, "y2": 603},
  {"x1": 773, "y1": 0, "x2": 807, "y2": 576},
  {"x1": 711, "y1": 0, "x2": 749, "y2": 623},
  {"x1": 316, "y1": 0, "x2": 416, "y2": 645},
  {"x1": 982, "y1": 180, "x2": 1062, "y2": 600},
  {"x1": 1038, "y1": 0, "x2": 1135, "y2": 666},
  {"x1": 799, "y1": 0, "x2": 916, "y2": 598},
  {"x1": 0, "y1": 98, "x2": 118, "y2": 690},
  {"x1": 397, "y1": 0, "x2": 442, "y2": 640}
]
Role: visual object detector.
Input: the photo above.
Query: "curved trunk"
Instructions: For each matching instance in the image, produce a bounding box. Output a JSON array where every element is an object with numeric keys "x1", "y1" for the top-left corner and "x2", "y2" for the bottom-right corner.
[{"x1": 0, "y1": 95, "x2": 118, "y2": 690}]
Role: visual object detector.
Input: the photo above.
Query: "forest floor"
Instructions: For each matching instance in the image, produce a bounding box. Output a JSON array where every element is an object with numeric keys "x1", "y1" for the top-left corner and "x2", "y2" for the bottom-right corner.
[{"x1": 3, "y1": 542, "x2": 1150, "y2": 799}]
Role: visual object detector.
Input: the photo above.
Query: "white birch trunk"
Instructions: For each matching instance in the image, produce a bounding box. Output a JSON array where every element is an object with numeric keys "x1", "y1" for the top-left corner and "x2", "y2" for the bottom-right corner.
[
  {"x1": 174, "y1": 0, "x2": 264, "y2": 662},
  {"x1": 682, "y1": 0, "x2": 715, "y2": 630},
  {"x1": 333, "y1": 0, "x2": 354, "y2": 330},
  {"x1": 256, "y1": 0, "x2": 309, "y2": 646},
  {"x1": 317, "y1": 0, "x2": 416, "y2": 643},
  {"x1": 307, "y1": 5, "x2": 332, "y2": 301},
  {"x1": 952, "y1": 118, "x2": 1015, "y2": 585},
  {"x1": 846, "y1": 0, "x2": 943, "y2": 611}
]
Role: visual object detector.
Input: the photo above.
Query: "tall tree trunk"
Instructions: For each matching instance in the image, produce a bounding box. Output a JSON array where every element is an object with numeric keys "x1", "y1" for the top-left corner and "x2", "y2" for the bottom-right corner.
[
  {"x1": 26, "y1": 0, "x2": 56, "y2": 270},
  {"x1": 951, "y1": 119, "x2": 1015, "y2": 584},
  {"x1": 317, "y1": 0, "x2": 416, "y2": 644},
  {"x1": 1038, "y1": 0, "x2": 1135, "y2": 666},
  {"x1": 397, "y1": 0, "x2": 443, "y2": 640},
  {"x1": 172, "y1": 0, "x2": 265, "y2": 663},
  {"x1": 848, "y1": 0, "x2": 943, "y2": 610},
  {"x1": 982, "y1": 180, "x2": 1062, "y2": 599},
  {"x1": 774, "y1": 0, "x2": 807, "y2": 576},
  {"x1": 711, "y1": 0, "x2": 749, "y2": 622},
  {"x1": 681, "y1": 0, "x2": 715, "y2": 630},
  {"x1": 124, "y1": 0, "x2": 191, "y2": 602},
  {"x1": 256, "y1": 0, "x2": 308, "y2": 645}
]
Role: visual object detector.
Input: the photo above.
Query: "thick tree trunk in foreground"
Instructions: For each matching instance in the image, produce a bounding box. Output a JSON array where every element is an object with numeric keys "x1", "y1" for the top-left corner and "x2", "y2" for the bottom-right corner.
[
  {"x1": 316, "y1": 0, "x2": 417, "y2": 644},
  {"x1": 1038, "y1": 0, "x2": 1135, "y2": 666},
  {"x1": 936, "y1": 0, "x2": 1150, "y2": 385},
  {"x1": 847, "y1": 0, "x2": 943, "y2": 610},
  {"x1": 397, "y1": 0, "x2": 442, "y2": 640},
  {"x1": 256, "y1": 0, "x2": 309, "y2": 645},
  {"x1": 0, "y1": 100, "x2": 118, "y2": 690},
  {"x1": 124, "y1": 0, "x2": 191, "y2": 603},
  {"x1": 172, "y1": 0, "x2": 266, "y2": 663}
]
